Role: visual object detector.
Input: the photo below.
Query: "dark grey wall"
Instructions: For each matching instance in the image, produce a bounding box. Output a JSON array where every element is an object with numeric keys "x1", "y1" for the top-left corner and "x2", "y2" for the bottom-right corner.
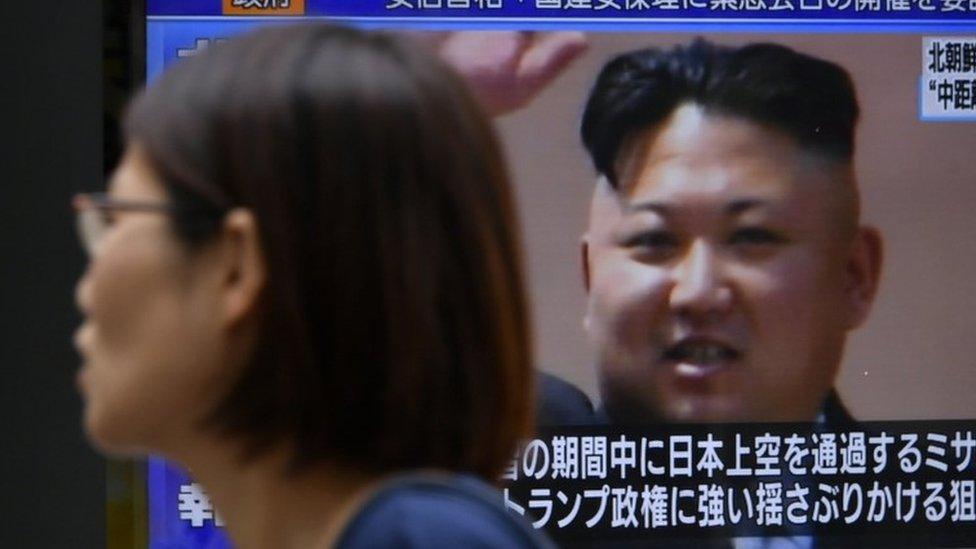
[{"x1": 1, "y1": 3, "x2": 106, "y2": 547}]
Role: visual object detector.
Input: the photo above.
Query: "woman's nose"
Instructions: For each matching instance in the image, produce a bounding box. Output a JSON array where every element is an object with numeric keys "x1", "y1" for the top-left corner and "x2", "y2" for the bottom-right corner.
[
  {"x1": 668, "y1": 240, "x2": 732, "y2": 322},
  {"x1": 75, "y1": 268, "x2": 93, "y2": 315}
]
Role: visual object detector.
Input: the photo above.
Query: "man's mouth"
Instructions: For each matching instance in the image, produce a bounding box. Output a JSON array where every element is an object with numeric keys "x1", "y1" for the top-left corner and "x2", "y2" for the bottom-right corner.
[{"x1": 662, "y1": 338, "x2": 741, "y2": 379}]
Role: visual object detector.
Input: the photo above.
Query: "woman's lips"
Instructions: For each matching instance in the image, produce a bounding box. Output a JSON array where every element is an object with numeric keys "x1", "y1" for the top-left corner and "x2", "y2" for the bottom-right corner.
[
  {"x1": 73, "y1": 324, "x2": 92, "y2": 394},
  {"x1": 73, "y1": 323, "x2": 91, "y2": 356}
]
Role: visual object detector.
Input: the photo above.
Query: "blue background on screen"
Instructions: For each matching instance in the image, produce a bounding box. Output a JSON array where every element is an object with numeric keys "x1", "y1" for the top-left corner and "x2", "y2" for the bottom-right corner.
[{"x1": 148, "y1": 457, "x2": 234, "y2": 548}]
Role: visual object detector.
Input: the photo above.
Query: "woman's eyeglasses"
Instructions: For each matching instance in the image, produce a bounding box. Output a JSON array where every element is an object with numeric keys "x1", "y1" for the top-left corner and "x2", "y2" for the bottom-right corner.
[{"x1": 72, "y1": 193, "x2": 180, "y2": 256}]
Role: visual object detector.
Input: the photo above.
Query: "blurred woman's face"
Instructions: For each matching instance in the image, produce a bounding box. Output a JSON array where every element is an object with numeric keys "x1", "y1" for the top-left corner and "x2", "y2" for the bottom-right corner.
[{"x1": 74, "y1": 145, "x2": 233, "y2": 456}]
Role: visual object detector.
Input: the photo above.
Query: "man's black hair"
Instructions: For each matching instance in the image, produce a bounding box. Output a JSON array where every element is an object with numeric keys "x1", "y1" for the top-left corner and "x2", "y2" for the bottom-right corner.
[{"x1": 580, "y1": 39, "x2": 859, "y2": 187}]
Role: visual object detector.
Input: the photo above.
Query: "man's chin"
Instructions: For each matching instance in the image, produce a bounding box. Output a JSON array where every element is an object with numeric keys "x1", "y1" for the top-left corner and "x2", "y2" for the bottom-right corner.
[
  {"x1": 660, "y1": 396, "x2": 826, "y2": 424},
  {"x1": 659, "y1": 394, "x2": 746, "y2": 423},
  {"x1": 606, "y1": 393, "x2": 747, "y2": 424}
]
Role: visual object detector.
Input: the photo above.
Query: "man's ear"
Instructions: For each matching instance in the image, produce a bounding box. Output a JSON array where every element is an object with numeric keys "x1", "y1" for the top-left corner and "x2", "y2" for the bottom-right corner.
[
  {"x1": 582, "y1": 176, "x2": 620, "y2": 296},
  {"x1": 218, "y1": 208, "x2": 267, "y2": 328},
  {"x1": 844, "y1": 226, "x2": 883, "y2": 330},
  {"x1": 581, "y1": 236, "x2": 591, "y2": 294}
]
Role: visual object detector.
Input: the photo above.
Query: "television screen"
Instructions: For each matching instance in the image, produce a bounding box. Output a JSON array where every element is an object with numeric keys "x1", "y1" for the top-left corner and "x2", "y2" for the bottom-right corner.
[{"x1": 109, "y1": 1, "x2": 976, "y2": 546}]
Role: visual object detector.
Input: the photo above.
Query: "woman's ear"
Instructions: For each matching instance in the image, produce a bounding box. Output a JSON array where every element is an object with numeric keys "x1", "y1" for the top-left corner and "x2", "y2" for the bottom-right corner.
[
  {"x1": 844, "y1": 225, "x2": 883, "y2": 330},
  {"x1": 217, "y1": 208, "x2": 267, "y2": 328}
]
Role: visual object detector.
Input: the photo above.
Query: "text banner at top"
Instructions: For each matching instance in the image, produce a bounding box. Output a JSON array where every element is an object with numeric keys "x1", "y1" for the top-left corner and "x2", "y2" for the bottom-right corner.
[{"x1": 148, "y1": 0, "x2": 976, "y2": 22}]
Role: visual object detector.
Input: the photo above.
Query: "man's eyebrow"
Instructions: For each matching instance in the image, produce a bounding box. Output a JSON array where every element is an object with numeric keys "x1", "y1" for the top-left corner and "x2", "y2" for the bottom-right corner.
[
  {"x1": 726, "y1": 198, "x2": 768, "y2": 215},
  {"x1": 626, "y1": 198, "x2": 770, "y2": 215},
  {"x1": 626, "y1": 201, "x2": 670, "y2": 216}
]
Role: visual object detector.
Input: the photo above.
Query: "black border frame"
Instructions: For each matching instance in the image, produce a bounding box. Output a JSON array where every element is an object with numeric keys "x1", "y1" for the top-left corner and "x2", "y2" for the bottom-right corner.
[
  {"x1": 104, "y1": 0, "x2": 146, "y2": 173},
  {"x1": 102, "y1": 7, "x2": 150, "y2": 548}
]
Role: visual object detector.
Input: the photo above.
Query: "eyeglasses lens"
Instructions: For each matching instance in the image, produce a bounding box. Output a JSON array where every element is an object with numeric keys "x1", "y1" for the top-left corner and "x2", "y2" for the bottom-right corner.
[{"x1": 76, "y1": 207, "x2": 105, "y2": 257}]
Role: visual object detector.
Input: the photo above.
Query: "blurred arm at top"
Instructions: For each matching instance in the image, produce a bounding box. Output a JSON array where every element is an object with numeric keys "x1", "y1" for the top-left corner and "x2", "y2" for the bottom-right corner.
[{"x1": 418, "y1": 31, "x2": 588, "y2": 116}]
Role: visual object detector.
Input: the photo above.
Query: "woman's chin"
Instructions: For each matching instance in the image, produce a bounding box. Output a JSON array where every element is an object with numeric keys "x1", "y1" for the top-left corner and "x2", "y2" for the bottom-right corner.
[{"x1": 82, "y1": 406, "x2": 152, "y2": 458}]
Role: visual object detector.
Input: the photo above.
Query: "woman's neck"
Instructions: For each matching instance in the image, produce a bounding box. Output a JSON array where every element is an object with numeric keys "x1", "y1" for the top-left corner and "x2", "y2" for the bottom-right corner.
[{"x1": 168, "y1": 437, "x2": 379, "y2": 549}]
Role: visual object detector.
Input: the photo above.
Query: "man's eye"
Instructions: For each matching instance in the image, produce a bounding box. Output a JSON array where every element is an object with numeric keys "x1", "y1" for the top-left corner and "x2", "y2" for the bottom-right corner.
[
  {"x1": 626, "y1": 231, "x2": 678, "y2": 248},
  {"x1": 623, "y1": 231, "x2": 679, "y2": 260},
  {"x1": 729, "y1": 227, "x2": 786, "y2": 247}
]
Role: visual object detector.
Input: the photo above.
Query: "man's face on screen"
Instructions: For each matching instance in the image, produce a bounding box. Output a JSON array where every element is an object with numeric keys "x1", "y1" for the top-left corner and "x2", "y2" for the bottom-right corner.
[{"x1": 583, "y1": 104, "x2": 867, "y2": 423}]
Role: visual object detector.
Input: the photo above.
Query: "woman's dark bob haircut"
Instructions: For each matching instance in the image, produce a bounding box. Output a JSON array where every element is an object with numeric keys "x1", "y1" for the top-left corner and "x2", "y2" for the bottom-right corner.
[{"x1": 124, "y1": 24, "x2": 532, "y2": 478}]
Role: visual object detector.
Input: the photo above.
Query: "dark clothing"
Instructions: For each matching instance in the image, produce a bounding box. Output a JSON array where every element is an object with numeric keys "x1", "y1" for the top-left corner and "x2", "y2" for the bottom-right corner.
[
  {"x1": 536, "y1": 372, "x2": 599, "y2": 426},
  {"x1": 820, "y1": 389, "x2": 855, "y2": 426},
  {"x1": 337, "y1": 473, "x2": 555, "y2": 549}
]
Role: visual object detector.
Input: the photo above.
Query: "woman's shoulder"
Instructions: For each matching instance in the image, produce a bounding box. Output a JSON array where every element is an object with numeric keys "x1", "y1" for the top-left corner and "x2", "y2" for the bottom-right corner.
[{"x1": 336, "y1": 473, "x2": 554, "y2": 549}]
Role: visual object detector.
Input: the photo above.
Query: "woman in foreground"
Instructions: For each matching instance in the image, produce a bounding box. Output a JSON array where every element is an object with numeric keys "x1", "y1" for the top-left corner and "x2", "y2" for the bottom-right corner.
[{"x1": 73, "y1": 24, "x2": 549, "y2": 548}]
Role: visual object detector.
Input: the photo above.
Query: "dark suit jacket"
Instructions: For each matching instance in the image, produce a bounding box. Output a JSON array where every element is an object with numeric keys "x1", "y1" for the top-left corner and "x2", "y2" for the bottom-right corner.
[{"x1": 535, "y1": 372, "x2": 598, "y2": 426}]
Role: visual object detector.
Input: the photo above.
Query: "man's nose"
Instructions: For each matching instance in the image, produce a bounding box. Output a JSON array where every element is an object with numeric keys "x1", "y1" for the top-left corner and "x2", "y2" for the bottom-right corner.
[{"x1": 668, "y1": 240, "x2": 732, "y2": 320}]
